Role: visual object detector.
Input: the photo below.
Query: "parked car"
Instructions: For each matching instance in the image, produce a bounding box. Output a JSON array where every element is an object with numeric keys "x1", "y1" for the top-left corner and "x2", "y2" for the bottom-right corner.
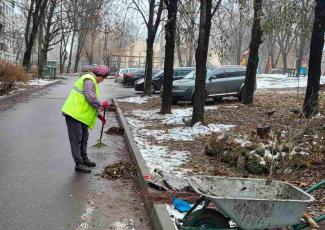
[
  {"x1": 134, "y1": 67, "x2": 195, "y2": 93},
  {"x1": 81, "y1": 64, "x2": 97, "y2": 72},
  {"x1": 165, "y1": 66, "x2": 247, "y2": 104},
  {"x1": 123, "y1": 68, "x2": 161, "y2": 87},
  {"x1": 270, "y1": 69, "x2": 284, "y2": 74},
  {"x1": 114, "y1": 67, "x2": 139, "y2": 83}
]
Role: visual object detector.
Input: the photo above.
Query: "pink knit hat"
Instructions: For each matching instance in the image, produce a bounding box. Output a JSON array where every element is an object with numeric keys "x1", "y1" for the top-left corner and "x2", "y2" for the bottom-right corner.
[{"x1": 92, "y1": 65, "x2": 109, "y2": 78}]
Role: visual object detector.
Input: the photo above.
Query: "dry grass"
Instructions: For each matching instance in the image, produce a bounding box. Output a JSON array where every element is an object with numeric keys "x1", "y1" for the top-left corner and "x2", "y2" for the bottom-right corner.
[{"x1": 0, "y1": 60, "x2": 30, "y2": 95}]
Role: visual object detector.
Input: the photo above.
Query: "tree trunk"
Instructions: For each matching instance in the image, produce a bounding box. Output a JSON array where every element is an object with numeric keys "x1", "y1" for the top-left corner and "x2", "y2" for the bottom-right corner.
[
  {"x1": 74, "y1": 30, "x2": 88, "y2": 73},
  {"x1": 296, "y1": 0, "x2": 308, "y2": 77},
  {"x1": 191, "y1": 0, "x2": 213, "y2": 125},
  {"x1": 143, "y1": 37, "x2": 154, "y2": 95},
  {"x1": 23, "y1": 0, "x2": 49, "y2": 69},
  {"x1": 67, "y1": 30, "x2": 76, "y2": 73},
  {"x1": 59, "y1": 32, "x2": 69, "y2": 74},
  {"x1": 303, "y1": 0, "x2": 325, "y2": 117},
  {"x1": 295, "y1": 37, "x2": 306, "y2": 77},
  {"x1": 176, "y1": 28, "x2": 183, "y2": 67},
  {"x1": 160, "y1": 0, "x2": 178, "y2": 114},
  {"x1": 242, "y1": 0, "x2": 263, "y2": 105},
  {"x1": 142, "y1": 0, "x2": 164, "y2": 96},
  {"x1": 38, "y1": 24, "x2": 44, "y2": 78},
  {"x1": 281, "y1": 50, "x2": 288, "y2": 73},
  {"x1": 236, "y1": 11, "x2": 244, "y2": 65},
  {"x1": 269, "y1": 34, "x2": 276, "y2": 68},
  {"x1": 38, "y1": 48, "x2": 47, "y2": 78}
]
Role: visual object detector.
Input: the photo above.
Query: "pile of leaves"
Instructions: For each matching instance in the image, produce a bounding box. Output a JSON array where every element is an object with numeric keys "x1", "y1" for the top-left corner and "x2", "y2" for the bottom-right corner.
[
  {"x1": 105, "y1": 127, "x2": 124, "y2": 135},
  {"x1": 101, "y1": 161, "x2": 137, "y2": 180}
]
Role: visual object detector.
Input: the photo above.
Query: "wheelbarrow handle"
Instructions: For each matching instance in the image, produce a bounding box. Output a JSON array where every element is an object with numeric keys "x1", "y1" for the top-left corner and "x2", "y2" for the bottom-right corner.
[
  {"x1": 292, "y1": 180, "x2": 325, "y2": 230},
  {"x1": 305, "y1": 180, "x2": 325, "y2": 193}
]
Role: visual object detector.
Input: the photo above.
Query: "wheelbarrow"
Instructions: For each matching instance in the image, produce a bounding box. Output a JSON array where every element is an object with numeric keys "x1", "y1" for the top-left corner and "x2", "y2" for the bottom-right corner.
[{"x1": 180, "y1": 176, "x2": 324, "y2": 230}]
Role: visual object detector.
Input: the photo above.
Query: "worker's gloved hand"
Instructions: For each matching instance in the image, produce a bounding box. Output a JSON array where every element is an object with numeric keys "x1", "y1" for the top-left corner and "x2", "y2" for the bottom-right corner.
[
  {"x1": 97, "y1": 114, "x2": 107, "y2": 125},
  {"x1": 101, "y1": 100, "x2": 109, "y2": 110}
]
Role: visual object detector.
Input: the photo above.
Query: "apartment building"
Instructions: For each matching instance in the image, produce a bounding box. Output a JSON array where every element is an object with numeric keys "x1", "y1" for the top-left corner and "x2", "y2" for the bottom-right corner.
[{"x1": 0, "y1": 0, "x2": 15, "y2": 62}]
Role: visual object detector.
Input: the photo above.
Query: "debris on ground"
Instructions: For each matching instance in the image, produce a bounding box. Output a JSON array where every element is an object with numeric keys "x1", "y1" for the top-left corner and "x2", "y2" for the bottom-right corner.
[
  {"x1": 118, "y1": 91, "x2": 325, "y2": 216},
  {"x1": 156, "y1": 170, "x2": 192, "y2": 191},
  {"x1": 105, "y1": 126, "x2": 124, "y2": 135},
  {"x1": 100, "y1": 161, "x2": 137, "y2": 180},
  {"x1": 107, "y1": 104, "x2": 117, "y2": 112},
  {"x1": 173, "y1": 197, "x2": 192, "y2": 213}
]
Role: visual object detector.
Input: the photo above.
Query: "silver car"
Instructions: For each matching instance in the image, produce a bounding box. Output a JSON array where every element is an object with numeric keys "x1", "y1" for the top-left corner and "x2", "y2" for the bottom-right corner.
[
  {"x1": 114, "y1": 68, "x2": 139, "y2": 83},
  {"x1": 170, "y1": 66, "x2": 246, "y2": 104}
]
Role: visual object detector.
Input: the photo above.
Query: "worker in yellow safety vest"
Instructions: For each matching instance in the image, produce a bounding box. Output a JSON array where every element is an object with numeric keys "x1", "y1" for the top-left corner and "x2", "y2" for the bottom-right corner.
[{"x1": 62, "y1": 65, "x2": 109, "y2": 173}]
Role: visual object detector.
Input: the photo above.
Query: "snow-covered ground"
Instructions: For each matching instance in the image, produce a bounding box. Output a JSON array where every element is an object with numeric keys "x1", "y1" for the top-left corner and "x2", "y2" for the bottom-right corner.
[
  {"x1": 28, "y1": 79, "x2": 59, "y2": 86},
  {"x1": 124, "y1": 105, "x2": 235, "y2": 173},
  {"x1": 257, "y1": 74, "x2": 325, "y2": 89},
  {"x1": 117, "y1": 96, "x2": 151, "y2": 104}
]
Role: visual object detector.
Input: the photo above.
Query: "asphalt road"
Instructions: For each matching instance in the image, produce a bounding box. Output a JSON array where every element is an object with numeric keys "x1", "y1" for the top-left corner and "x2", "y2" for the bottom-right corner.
[{"x1": 0, "y1": 76, "x2": 150, "y2": 230}]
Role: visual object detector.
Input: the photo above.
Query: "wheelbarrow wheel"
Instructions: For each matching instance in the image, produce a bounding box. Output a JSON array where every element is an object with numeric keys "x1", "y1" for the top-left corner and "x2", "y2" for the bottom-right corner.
[{"x1": 183, "y1": 208, "x2": 230, "y2": 229}]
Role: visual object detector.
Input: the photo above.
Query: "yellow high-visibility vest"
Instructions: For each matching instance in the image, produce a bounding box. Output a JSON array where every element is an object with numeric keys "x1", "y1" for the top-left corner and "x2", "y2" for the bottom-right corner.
[{"x1": 62, "y1": 74, "x2": 99, "y2": 129}]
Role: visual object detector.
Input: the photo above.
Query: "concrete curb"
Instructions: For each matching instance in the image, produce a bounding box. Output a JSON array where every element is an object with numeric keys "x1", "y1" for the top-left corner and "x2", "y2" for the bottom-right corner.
[
  {"x1": 0, "y1": 80, "x2": 62, "y2": 103},
  {"x1": 113, "y1": 98, "x2": 177, "y2": 230}
]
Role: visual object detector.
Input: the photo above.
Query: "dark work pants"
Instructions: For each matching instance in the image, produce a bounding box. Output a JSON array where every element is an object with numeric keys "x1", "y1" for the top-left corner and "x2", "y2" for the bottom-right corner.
[{"x1": 65, "y1": 115, "x2": 89, "y2": 165}]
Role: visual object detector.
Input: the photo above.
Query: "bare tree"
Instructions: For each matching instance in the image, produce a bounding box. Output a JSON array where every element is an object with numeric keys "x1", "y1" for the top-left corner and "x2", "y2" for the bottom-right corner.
[
  {"x1": 191, "y1": 0, "x2": 222, "y2": 125},
  {"x1": 23, "y1": 0, "x2": 49, "y2": 69},
  {"x1": 131, "y1": 0, "x2": 164, "y2": 96},
  {"x1": 210, "y1": 0, "x2": 251, "y2": 65},
  {"x1": 38, "y1": 0, "x2": 62, "y2": 77},
  {"x1": 241, "y1": 0, "x2": 263, "y2": 104},
  {"x1": 295, "y1": 0, "x2": 314, "y2": 76},
  {"x1": 160, "y1": 0, "x2": 178, "y2": 114},
  {"x1": 303, "y1": 0, "x2": 325, "y2": 117}
]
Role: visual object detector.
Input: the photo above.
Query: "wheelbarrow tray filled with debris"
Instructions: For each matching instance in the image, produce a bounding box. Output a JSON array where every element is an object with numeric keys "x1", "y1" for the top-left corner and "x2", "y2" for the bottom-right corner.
[{"x1": 184, "y1": 176, "x2": 315, "y2": 229}]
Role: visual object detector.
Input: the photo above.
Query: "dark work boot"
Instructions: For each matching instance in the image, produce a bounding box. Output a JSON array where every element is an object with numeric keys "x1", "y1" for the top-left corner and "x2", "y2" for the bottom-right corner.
[
  {"x1": 82, "y1": 156, "x2": 96, "y2": 168},
  {"x1": 75, "y1": 164, "x2": 91, "y2": 173}
]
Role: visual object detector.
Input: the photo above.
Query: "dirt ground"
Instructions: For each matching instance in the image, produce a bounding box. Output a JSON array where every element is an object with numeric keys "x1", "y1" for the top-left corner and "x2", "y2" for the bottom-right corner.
[
  {"x1": 118, "y1": 91, "x2": 325, "y2": 218},
  {"x1": 87, "y1": 111, "x2": 152, "y2": 230}
]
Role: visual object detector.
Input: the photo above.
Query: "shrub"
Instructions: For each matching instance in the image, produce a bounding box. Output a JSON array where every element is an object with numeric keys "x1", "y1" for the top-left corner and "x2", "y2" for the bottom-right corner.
[{"x1": 0, "y1": 60, "x2": 29, "y2": 95}]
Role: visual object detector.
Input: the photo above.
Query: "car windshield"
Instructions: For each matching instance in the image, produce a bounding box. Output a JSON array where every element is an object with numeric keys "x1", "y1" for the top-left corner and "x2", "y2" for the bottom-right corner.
[
  {"x1": 184, "y1": 69, "x2": 213, "y2": 79},
  {"x1": 119, "y1": 69, "x2": 127, "y2": 74},
  {"x1": 134, "y1": 69, "x2": 145, "y2": 74}
]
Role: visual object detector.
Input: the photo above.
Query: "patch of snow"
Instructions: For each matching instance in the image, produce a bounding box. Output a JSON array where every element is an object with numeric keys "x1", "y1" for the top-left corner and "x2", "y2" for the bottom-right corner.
[
  {"x1": 76, "y1": 200, "x2": 95, "y2": 230},
  {"x1": 138, "y1": 140, "x2": 190, "y2": 173},
  {"x1": 137, "y1": 123, "x2": 235, "y2": 142},
  {"x1": 132, "y1": 106, "x2": 219, "y2": 125},
  {"x1": 126, "y1": 120, "x2": 190, "y2": 173},
  {"x1": 28, "y1": 79, "x2": 56, "y2": 86},
  {"x1": 264, "y1": 149, "x2": 273, "y2": 159},
  {"x1": 223, "y1": 105, "x2": 239, "y2": 108},
  {"x1": 234, "y1": 138, "x2": 252, "y2": 147},
  {"x1": 126, "y1": 117, "x2": 146, "y2": 129},
  {"x1": 257, "y1": 74, "x2": 325, "y2": 89},
  {"x1": 125, "y1": 106, "x2": 233, "y2": 172},
  {"x1": 117, "y1": 96, "x2": 152, "y2": 104},
  {"x1": 290, "y1": 148, "x2": 309, "y2": 156}
]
